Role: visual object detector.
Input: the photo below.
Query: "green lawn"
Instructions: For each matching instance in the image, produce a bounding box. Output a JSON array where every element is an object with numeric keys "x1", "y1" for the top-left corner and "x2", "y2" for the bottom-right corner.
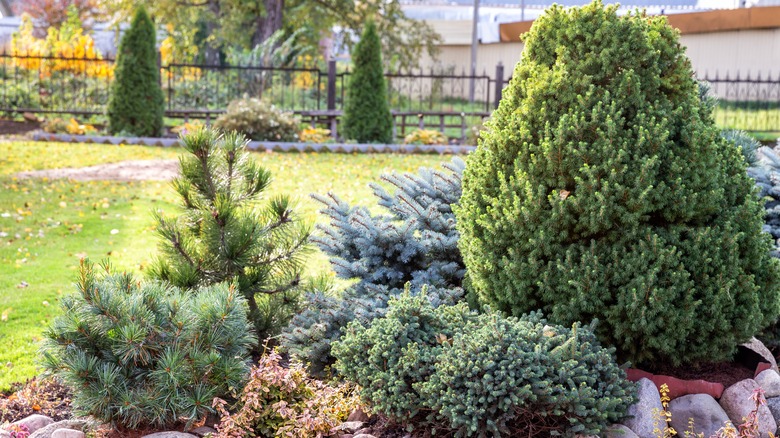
[{"x1": 0, "y1": 140, "x2": 450, "y2": 391}]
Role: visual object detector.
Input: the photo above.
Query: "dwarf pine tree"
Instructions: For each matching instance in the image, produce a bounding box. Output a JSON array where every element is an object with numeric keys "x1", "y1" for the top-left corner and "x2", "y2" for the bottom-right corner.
[
  {"x1": 342, "y1": 20, "x2": 393, "y2": 143},
  {"x1": 455, "y1": 1, "x2": 780, "y2": 366},
  {"x1": 282, "y1": 158, "x2": 466, "y2": 375},
  {"x1": 107, "y1": 7, "x2": 164, "y2": 136},
  {"x1": 42, "y1": 260, "x2": 255, "y2": 430},
  {"x1": 149, "y1": 128, "x2": 310, "y2": 342}
]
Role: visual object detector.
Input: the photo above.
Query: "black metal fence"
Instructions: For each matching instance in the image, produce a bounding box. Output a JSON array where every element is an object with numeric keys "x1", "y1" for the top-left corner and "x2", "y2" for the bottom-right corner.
[
  {"x1": 701, "y1": 72, "x2": 780, "y2": 133},
  {"x1": 3, "y1": 49, "x2": 780, "y2": 138}
]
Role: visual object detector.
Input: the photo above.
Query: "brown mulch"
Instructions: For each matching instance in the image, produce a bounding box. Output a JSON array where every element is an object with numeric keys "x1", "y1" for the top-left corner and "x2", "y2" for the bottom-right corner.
[
  {"x1": 0, "y1": 377, "x2": 72, "y2": 423},
  {"x1": 0, "y1": 119, "x2": 40, "y2": 136},
  {"x1": 640, "y1": 360, "x2": 756, "y2": 389}
]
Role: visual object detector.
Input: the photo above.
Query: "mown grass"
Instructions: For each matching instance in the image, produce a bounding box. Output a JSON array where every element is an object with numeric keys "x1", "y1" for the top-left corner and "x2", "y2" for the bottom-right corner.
[{"x1": 0, "y1": 140, "x2": 450, "y2": 391}]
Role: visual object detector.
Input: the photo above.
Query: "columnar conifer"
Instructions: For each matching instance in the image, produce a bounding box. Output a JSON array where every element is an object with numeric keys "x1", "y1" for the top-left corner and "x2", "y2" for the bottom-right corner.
[
  {"x1": 342, "y1": 20, "x2": 393, "y2": 143},
  {"x1": 107, "y1": 7, "x2": 164, "y2": 136}
]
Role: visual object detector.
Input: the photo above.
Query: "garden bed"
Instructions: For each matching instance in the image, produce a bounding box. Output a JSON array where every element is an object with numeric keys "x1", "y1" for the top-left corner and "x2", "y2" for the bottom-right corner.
[{"x1": 32, "y1": 132, "x2": 475, "y2": 154}]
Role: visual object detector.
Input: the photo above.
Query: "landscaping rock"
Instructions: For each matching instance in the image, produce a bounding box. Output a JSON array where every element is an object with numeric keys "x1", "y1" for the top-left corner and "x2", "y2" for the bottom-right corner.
[
  {"x1": 739, "y1": 338, "x2": 779, "y2": 374},
  {"x1": 141, "y1": 433, "x2": 198, "y2": 438},
  {"x1": 334, "y1": 422, "x2": 365, "y2": 433},
  {"x1": 51, "y1": 430, "x2": 85, "y2": 438},
  {"x1": 189, "y1": 426, "x2": 216, "y2": 437},
  {"x1": 668, "y1": 394, "x2": 732, "y2": 437},
  {"x1": 622, "y1": 378, "x2": 663, "y2": 438},
  {"x1": 757, "y1": 370, "x2": 780, "y2": 397},
  {"x1": 719, "y1": 379, "x2": 777, "y2": 438},
  {"x1": 29, "y1": 420, "x2": 92, "y2": 438},
  {"x1": 604, "y1": 424, "x2": 639, "y2": 438},
  {"x1": 347, "y1": 407, "x2": 371, "y2": 422},
  {"x1": 12, "y1": 415, "x2": 54, "y2": 434},
  {"x1": 767, "y1": 397, "x2": 780, "y2": 424}
]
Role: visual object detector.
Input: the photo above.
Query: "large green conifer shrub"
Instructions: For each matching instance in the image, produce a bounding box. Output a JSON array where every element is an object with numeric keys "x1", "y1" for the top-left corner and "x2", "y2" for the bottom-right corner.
[
  {"x1": 341, "y1": 21, "x2": 393, "y2": 143},
  {"x1": 107, "y1": 7, "x2": 164, "y2": 137},
  {"x1": 455, "y1": 1, "x2": 780, "y2": 366}
]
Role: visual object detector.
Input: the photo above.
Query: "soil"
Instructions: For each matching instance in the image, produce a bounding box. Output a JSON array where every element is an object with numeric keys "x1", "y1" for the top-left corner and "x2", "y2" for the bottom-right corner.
[
  {"x1": 643, "y1": 360, "x2": 756, "y2": 389},
  {"x1": 15, "y1": 160, "x2": 179, "y2": 181},
  {"x1": 0, "y1": 119, "x2": 40, "y2": 136},
  {"x1": 0, "y1": 377, "x2": 72, "y2": 424}
]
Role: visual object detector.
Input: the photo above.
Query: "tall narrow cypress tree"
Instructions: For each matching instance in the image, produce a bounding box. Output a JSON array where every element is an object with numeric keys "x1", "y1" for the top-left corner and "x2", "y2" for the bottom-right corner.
[
  {"x1": 342, "y1": 21, "x2": 393, "y2": 144},
  {"x1": 107, "y1": 7, "x2": 164, "y2": 137},
  {"x1": 455, "y1": 1, "x2": 780, "y2": 366}
]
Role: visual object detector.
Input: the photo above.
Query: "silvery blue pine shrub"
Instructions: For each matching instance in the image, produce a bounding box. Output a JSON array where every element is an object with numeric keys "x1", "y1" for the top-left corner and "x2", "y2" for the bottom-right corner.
[
  {"x1": 332, "y1": 293, "x2": 635, "y2": 437},
  {"x1": 455, "y1": 0, "x2": 780, "y2": 367},
  {"x1": 41, "y1": 260, "x2": 255, "y2": 430},
  {"x1": 282, "y1": 158, "x2": 466, "y2": 375}
]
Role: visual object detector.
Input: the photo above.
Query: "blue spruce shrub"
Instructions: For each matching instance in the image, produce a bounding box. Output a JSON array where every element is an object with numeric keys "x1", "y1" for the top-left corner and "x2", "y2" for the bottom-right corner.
[
  {"x1": 282, "y1": 158, "x2": 466, "y2": 375},
  {"x1": 332, "y1": 293, "x2": 636, "y2": 437}
]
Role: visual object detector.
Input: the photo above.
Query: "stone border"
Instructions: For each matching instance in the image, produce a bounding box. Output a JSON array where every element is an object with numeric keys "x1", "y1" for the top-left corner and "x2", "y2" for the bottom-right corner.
[{"x1": 32, "y1": 132, "x2": 476, "y2": 155}]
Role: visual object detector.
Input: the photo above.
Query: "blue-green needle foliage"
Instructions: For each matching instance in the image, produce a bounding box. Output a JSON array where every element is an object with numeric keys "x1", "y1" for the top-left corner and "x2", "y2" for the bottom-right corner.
[
  {"x1": 282, "y1": 158, "x2": 466, "y2": 376},
  {"x1": 42, "y1": 260, "x2": 256, "y2": 430},
  {"x1": 107, "y1": 7, "x2": 164, "y2": 136},
  {"x1": 455, "y1": 1, "x2": 780, "y2": 367},
  {"x1": 333, "y1": 293, "x2": 636, "y2": 437}
]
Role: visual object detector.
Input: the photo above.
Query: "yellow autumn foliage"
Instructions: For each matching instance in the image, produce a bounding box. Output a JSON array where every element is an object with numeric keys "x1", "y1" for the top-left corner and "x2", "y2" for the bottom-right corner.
[{"x1": 7, "y1": 13, "x2": 112, "y2": 78}]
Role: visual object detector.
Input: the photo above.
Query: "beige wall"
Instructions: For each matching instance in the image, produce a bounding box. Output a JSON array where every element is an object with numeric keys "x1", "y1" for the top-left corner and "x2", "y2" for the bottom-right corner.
[{"x1": 417, "y1": 28, "x2": 780, "y2": 101}]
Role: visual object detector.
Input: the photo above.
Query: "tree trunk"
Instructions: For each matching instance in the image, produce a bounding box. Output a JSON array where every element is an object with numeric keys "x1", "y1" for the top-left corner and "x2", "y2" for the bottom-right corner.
[
  {"x1": 252, "y1": 0, "x2": 284, "y2": 48},
  {"x1": 203, "y1": 0, "x2": 222, "y2": 65}
]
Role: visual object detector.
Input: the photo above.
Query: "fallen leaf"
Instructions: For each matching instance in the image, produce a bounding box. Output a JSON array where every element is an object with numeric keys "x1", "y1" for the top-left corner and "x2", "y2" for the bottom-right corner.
[
  {"x1": 1, "y1": 308, "x2": 10, "y2": 321},
  {"x1": 559, "y1": 190, "x2": 570, "y2": 200}
]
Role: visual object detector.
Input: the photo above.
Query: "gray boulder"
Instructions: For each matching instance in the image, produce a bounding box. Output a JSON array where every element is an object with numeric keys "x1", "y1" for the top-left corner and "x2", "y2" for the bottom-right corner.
[
  {"x1": 141, "y1": 433, "x2": 198, "y2": 438},
  {"x1": 720, "y1": 379, "x2": 777, "y2": 438},
  {"x1": 766, "y1": 397, "x2": 780, "y2": 425},
  {"x1": 740, "y1": 338, "x2": 779, "y2": 373},
  {"x1": 29, "y1": 420, "x2": 92, "y2": 438},
  {"x1": 622, "y1": 378, "x2": 663, "y2": 438},
  {"x1": 668, "y1": 393, "x2": 732, "y2": 437},
  {"x1": 51, "y1": 430, "x2": 85, "y2": 438},
  {"x1": 12, "y1": 415, "x2": 54, "y2": 435},
  {"x1": 757, "y1": 370, "x2": 780, "y2": 398},
  {"x1": 604, "y1": 424, "x2": 640, "y2": 438}
]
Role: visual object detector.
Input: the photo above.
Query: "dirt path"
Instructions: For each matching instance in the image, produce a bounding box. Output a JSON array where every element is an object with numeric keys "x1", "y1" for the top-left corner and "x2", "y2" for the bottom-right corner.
[{"x1": 15, "y1": 160, "x2": 179, "y2": 181}]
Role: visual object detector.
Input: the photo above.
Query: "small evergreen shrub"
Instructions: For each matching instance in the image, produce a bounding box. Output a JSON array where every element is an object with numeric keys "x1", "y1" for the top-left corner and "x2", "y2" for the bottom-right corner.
[
  {"x1": 107, "y1": 7, "x2": 164, "y2": 137},
  {"x1": 213, "y1": 350, "x2": 360, "y2": 437},
  {"x1": 455, "y1": 0, "x2": 780, "y2": 366},
  {"x1": 341, "y1": 21, "x2": 392, "y2": 144},
  {"x1": 149, "y1": 128, "x2": 310, "y2": 342},
  {"x1": 42, "y1": 260, "x2": 255, "y2": 430},
  {"x1": 332, "y1": 293, "x2": 636, "y2": 437},
  {"x1": 214, "y1": 97, "x2": 299, "y2": 142},
  {"x1": 281, "y1": 159, "x2": 466, "y2": 375}
]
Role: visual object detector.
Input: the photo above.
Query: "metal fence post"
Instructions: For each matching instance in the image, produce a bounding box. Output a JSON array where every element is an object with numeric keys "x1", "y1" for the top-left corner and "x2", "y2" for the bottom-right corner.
[
  {"x1": 327, "y1": 59, "x2": 337, "y2": 139},
  {"x1": 157, "y1": 51, "x2": 162, "y2": 87},
  {"x1": 494, "y1": 62, "x2": 504, "y2": 109}
]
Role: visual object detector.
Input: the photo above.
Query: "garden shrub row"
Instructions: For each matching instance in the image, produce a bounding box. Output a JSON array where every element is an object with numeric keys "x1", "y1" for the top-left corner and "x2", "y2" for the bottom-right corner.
[{"x1": 37, "y1": 0, "x2": 780, "y2": 436}]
